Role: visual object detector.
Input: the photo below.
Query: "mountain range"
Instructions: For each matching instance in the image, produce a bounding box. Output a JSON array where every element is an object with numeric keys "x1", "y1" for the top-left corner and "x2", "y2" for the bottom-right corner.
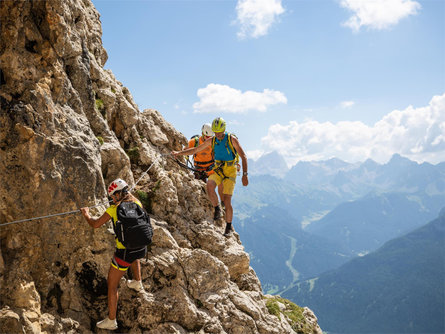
[
  {"x1": 236, "y1": 205, "x2": 351, "y2": 293},
  {"x1": 251, "y1": 152, "x2": 445, "y2": 197},
  {"x1": 234, "y1": 153, "x2": 445, "y2": 290},
  {"x1": 306, "y1": 190, "x2": 444, "y2": 256},
  {"x1": 282, "y1": 211, "x2": 445, "y2": 333},
  {"x1": 234, "y1": 153, "x2": 445, "y2": 332}
]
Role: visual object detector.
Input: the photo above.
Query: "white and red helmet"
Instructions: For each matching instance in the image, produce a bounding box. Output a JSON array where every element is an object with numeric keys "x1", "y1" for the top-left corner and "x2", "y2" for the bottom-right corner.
[{"x1": 108, "y1": 178, "x2": 128, "y2": 196}]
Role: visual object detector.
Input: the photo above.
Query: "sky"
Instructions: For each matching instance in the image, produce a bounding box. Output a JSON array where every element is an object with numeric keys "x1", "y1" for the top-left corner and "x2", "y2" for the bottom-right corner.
[{"x1": 93, "y1": 0, "x2": 445, "y2": 167}]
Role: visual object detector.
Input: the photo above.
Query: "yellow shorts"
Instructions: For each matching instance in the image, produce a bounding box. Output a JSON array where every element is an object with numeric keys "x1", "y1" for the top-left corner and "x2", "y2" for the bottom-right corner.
[{"x1": 208, "y1": 164, "x2": 237, "y2": 195}]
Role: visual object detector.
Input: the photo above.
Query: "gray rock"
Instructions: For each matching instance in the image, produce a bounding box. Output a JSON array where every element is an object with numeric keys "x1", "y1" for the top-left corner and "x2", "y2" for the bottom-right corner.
[{"x1": 0, "y1": 0, "x2": 322, "y2": 333}]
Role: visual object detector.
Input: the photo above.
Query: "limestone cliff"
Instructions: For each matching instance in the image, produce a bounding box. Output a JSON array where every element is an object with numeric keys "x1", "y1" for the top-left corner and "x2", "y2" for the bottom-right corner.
[{"x1": 0, "y1": 1, "x2": 322, "y2": 333}]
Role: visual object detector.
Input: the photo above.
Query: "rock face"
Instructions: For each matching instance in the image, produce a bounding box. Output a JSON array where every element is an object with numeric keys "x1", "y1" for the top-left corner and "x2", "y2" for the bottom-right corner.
[{"x1": 0, "y1": 1, "x2": 322, "y2": 333}]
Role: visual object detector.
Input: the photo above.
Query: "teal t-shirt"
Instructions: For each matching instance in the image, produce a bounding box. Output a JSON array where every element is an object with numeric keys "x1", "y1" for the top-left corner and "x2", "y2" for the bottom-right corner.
[{"x1": 213, "y1": 133, "x2": 236, "y2": 161}]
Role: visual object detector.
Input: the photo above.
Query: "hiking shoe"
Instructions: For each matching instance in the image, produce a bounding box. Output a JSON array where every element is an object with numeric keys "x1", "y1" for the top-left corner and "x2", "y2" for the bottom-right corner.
[
  {"x1": 213, "y1": 205, "x2": 222, "y2": 220},
  {"x1": 223, "y1": 224, "x2": 233, "y2": 237},
  {"x1": 127, "y1": 279, "x2": 144, "y2": 292},
  {"x1": 96, "y1": 317, "x2": 118, "y2": 330}
]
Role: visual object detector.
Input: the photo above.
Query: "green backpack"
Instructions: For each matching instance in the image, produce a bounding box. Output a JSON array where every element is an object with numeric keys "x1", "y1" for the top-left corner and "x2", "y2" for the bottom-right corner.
[{"x1": 190, "y1": 134, "x2": 200, "y2": 147}]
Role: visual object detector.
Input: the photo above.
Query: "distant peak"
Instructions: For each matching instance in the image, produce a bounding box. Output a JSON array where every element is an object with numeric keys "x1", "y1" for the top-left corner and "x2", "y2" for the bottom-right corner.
[
  {"x1": 391, "y1": 153, "x2": 403, "y2": 160},
  {"x1": 387, "y1": 154, "x2": 415, "y2": 166},
  {"x1": 363, "y1": 158, "x2": 379, "y2": 166},
  {"x1": 262, "y1": 151, "x2": 284, "y2": 159},
  {"x1": 324, "y1": 157, "x2": 350, "y2": 166}
]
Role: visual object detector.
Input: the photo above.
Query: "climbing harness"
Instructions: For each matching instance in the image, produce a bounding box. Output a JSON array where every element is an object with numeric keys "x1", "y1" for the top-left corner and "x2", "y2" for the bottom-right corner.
[
  {"x1": 0, "y1": 153, "x2": 170, "y2": 227},
  {"x1": 213, "y1": 160, "x2": 237, "y2": 182}
]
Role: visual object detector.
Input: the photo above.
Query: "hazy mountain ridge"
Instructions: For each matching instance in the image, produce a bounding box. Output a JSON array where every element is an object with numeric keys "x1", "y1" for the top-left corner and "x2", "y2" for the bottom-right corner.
[
  {"x1": 235, "y1": 153, "x2": 445, "y2": 294},
  {"x1": 306, "y1": 190, "x2": 444, "y2": 256},
  {"x1": 234, "y1": 174, "x2": 342, "y2": 222},
  {"x1": 236, "y1": 205, "x2": 351, "y2": 293},
  {"x1": 282, "y1": 212, "x2": 445, "y2": 333},
  {"x1": 252, "y1": 152, "x2": 445, "y2": 199}
]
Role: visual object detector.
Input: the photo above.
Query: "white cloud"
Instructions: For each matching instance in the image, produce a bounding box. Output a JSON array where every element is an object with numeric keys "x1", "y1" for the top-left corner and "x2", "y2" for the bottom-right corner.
[
  {"x1": 340, "y1": 100, "x2": 355, "y2": 108},
  {"x1": 340, "y1": 0, "x2": 421, "y2": 32},
  {"x1": 193, "y1": 83, "x2": 287, "y2": 114},
  {"x1": 247, "y1": 149, "x2": 265, "y2": 161},
  {"x1": 235, "y1": 0, "x2": 285, "y2": 39},
  {"x1": 261, "y1": 92, "x2": 445, "y2": 165}
]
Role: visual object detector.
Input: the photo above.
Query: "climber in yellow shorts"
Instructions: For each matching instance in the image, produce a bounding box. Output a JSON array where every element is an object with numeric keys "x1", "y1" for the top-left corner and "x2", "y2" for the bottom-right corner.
[{"x1": 172, "y1": 117, "x2": 248, "y2": 236}]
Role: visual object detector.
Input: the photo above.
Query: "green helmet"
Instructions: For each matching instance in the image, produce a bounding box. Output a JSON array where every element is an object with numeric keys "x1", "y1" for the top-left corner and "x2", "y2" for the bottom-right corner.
[{"x1": 212, "y1": 117, "x2": 226, "y2": 133}]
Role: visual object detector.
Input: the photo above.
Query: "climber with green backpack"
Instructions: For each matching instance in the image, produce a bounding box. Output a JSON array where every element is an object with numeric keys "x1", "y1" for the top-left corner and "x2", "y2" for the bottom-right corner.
[
  {"x1": 187, "y1": 124, "x2": 216, "y2": 181},
  {"x1": 185, "y1": 123, "x2": 224, "y2": 203},
  {"x1": 172, "y1": 117, "x2": 248, "y2": 236}
]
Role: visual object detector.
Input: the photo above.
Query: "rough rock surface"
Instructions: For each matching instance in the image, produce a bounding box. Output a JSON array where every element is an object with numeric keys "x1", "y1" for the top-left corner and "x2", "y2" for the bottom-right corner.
[{"x1": 0, "y1": 1, "x2": 322, "y2": 333}]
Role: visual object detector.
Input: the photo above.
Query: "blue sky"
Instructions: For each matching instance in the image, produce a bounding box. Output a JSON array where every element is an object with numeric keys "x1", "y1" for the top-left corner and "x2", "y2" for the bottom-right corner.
[{"x1": 93, "y1": 0, "x2": 445, "y2": 166}]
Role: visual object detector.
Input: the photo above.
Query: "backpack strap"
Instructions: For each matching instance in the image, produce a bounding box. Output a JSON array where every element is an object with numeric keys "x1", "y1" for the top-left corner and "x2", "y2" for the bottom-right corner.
[
  {"x1": 227, "y1": 134, "x2": 236, "y2": 156},
  {"x1": 190, "y1": 135, "x2": 200, "y2": 161},
  {"x1": 189, "y1": 135, "x2": 199, "y2": 147},
  {"x1": 227, "y1": 133, "x2": 238, "y2": 161},
  {"x1": 211, "y1": 136, "x2": 216, "y2": 151}
]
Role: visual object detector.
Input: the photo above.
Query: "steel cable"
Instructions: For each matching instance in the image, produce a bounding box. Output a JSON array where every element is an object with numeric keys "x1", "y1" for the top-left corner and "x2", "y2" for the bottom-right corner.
[{"x1": 0, "y1": 153, "x2": 170, "y2": 227}]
